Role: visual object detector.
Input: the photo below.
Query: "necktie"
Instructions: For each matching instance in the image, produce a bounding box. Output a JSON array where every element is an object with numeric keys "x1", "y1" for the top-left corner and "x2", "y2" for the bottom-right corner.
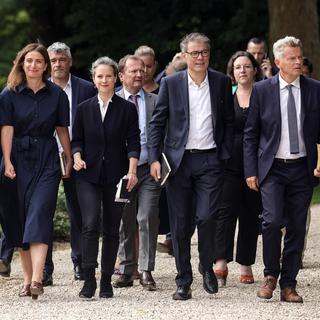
[
  {"x1": 287, "y1": 85, "x2": 299, "y2": 154},
  {"x1": 130, "y1": 94, "x2": 139, "y2": 113}
]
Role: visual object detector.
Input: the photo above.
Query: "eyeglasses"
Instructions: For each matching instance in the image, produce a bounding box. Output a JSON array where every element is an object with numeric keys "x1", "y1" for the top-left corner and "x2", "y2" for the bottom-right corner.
[{"x1": 186, "y1": 50, "x2": 210, "y2": 58}]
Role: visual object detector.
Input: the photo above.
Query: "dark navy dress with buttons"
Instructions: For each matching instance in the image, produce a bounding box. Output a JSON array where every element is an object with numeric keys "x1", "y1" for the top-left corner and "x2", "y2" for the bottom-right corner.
[{"x1": 0, "y1": 82, "x2": 69, "y2": 248}]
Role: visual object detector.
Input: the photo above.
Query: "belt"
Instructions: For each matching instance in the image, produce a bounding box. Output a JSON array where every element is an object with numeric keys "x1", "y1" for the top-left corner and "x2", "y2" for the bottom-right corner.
[
  {"x1": 275, "y1": 157, "x2": 306, "y2": 164},
  {"x1": 185, "y1": 148, "x2": 216, "y2": 154}
]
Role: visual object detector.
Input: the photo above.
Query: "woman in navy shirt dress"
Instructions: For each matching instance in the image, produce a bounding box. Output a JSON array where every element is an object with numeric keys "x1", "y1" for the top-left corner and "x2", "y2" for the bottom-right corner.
[{"x1": 0, "y1": 43, "x2": 71, "y2": 299}]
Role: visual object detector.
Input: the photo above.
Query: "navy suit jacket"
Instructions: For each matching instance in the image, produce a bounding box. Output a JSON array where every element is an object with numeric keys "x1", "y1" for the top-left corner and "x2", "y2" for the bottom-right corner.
[
  {"x1": 243, "y1": 74, "x2": 320, "y2": 186},
  {"x1": 70, "y1": 75, "x2": 96, "y2": 125},
  {"x1": 71, "y1": 94, "x2": 140, "y2": 184},
  {"x1": 148, "y1": 69, "x2": 234, "y2": 174}
]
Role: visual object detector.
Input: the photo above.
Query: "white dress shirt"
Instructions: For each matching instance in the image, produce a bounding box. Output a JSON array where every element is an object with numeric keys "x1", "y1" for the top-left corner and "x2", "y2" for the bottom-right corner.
[
  {"x1": 185, "y1": 72, "x2": 216, "y2": 150},
  {"x1": 123, "y1": 88, "x2": 148, "y2": 165},
  {"x1": 97, "y1": 94, "x2": 112, "y2": 121},
  {"x1": 275, "y1": 75, "x2": 306, "y2": 159},
  {"x1": 53, "y1": 75, "x2": 72, "y2": 152}
]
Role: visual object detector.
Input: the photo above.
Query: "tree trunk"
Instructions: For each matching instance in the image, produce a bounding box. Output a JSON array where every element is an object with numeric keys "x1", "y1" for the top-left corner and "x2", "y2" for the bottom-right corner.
[{"x1": 268, "y1": 0, "x2": 320, "y2": 79}]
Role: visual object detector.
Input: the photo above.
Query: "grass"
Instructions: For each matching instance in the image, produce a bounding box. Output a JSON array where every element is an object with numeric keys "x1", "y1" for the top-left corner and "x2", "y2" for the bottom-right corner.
[{"x1": 311, "y1": 185, "x2": 320, "y2": 205}]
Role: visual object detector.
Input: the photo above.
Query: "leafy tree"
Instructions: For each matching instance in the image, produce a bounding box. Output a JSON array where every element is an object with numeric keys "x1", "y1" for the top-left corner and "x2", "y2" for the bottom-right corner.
[{"x1": 0, "y1": 0, "x2": 32, "y2": 88}]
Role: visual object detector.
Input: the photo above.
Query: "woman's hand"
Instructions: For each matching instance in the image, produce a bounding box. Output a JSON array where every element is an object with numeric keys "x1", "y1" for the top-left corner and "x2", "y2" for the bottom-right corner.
[
  {"x1": 73, "y1": 152, "x2": 86, "y2": 171},
  {"x1": 4, "y1": 161, "x2": 16, "y2": 179},
  {"x1": 126, "y1": 172, "x2": 138, "y2": 192}
]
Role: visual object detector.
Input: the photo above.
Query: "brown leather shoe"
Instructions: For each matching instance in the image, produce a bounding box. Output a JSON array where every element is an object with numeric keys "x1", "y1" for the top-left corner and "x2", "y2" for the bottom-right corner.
[
  {"x1": 257, "y1": 276, "x2": 277, "y2": 299},
  {"x1": 157, "y1": 240, "x2": 173, "y2": 255},
  {"x1": 112, "y1": 274, "x2": 133, "y2": 288},
  {"x1": 139, "y1": 271, "x2": 156, "y2": 291},
  {"x1": 18, "y1": 284, "x2": 31, "y2": 297},
  {"x1": 280, "y1": 288, "x2": 303, "y2": 303}
]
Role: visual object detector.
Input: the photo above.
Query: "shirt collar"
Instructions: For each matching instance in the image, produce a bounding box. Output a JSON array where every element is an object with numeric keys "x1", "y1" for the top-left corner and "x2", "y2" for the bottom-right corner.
[
  {"x1": 279, "y1": 74, "x2": 300, "y2": 90},
  {"x1": 49, "y1": 74, "x2": 71, "y2": 90},
  {"x1": 64, "y1": 74, "x2": 72, "y2": 91},
  {"x1": 97, "y1": 94, "x2": 113, "y2": 108},
  {"x1": 187, "y1": 72, "x2": 208, "y2": 88},
  {"x1": 123, "y1": 87, "x2": 145, "y2": 101},
  {"x1": 17, "y1": 81, "x2": 50, "y2": 93}
]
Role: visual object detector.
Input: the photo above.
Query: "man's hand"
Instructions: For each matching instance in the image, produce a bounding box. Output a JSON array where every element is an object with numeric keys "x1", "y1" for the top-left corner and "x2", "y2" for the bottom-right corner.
[
  {"x1": 246, "y1": 176, "x2": 259, "y2": 191},
  {"x1": 126, "y1": 173, "x2": 138, "y2": 192},
  {"x1": 314, "y1": 168, "x2": 320, "y2": 177},
  {"x1": 150, "y1": 161, "x2": 161, "y2": 182},
  {"x1": 261, "y1": 58, "x2": 273, "y2": 79}
]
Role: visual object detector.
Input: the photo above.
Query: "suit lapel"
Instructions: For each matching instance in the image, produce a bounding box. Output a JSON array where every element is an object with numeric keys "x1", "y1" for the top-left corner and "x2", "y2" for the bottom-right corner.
[
  {"x1": 71, "y1": 76, "x2": 79, "y2": 125},
  {"x1": 180, "y1": 71, "x2": 189, "y2": 123},
  {"x1": 270, "y1": 75, "x2": 281, "y2": 134},
  {"x1": 144, "y1": 91, "x2": 153, "y2": 136},
  {"x1": 91, "y1": 96, "x2": 104, "y2": 137},
  {"x1": 208, "y1": 71, "x2": 217, "y2": 132},
  {"x1": 300, "y1": 76, "x2": 308, "y2": 126}
]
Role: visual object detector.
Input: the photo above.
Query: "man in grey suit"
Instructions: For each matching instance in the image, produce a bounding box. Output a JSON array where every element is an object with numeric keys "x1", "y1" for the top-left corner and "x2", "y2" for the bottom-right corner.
[{"x1": 113, "y1": 55, "x2": 161, "y2": 291}]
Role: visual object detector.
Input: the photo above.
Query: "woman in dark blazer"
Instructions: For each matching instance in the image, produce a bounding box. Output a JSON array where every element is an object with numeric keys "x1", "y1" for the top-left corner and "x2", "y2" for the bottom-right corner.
[
  {"x1": 72, "y1": 56, "x2": 140, "y2": 299},
  {"x1": 214, "y1": 51, "x2": 262, "y2": 286}
]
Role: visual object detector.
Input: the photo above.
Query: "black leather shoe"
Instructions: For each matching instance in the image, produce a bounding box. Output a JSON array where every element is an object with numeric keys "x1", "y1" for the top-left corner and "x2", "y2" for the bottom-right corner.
[
  {"x1": 113, "y1": 274, "x2": 133, "y2": 288},
  {"x1": 198, "y1": 262, "x2": 203, "y2": 275},
  {"x1": 0, "y1": 259, "x2": 11, "y2": 277},
  {"x1": 139, "y1": 271, "x2": 156, "y2": 291},
  {"x1": 79, "y1": 278, "x2": 97, "y2": 298},
  {"x1": 99, "y1": 280, "x2": 113, "y2": 298},
  {"x1": 42, "y1": 271, "x2": 53, "y2": 287},
  {"x1": 74, "y1": 265, "x2": 84, "y2": 281},
  {"x1": 172, "y1": 286, "x2": 192, "y2": 300},
  {"x1": 203, "y1": 269, "x2": 218, "y2": 294}
]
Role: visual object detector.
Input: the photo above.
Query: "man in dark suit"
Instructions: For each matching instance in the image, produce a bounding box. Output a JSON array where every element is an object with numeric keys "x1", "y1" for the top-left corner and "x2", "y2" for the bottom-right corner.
[
  {"x1": 148, "y1": 32, "x2": 234, "y2": 300},
  {"x1": 43, "y1": 42, "x2": 96, "y2": 285},
  {"x1": 113, "y1": 55, "x2": 161, "y2": 291},
  {"x1": 244, "y1": 36, "x2": 320, "y2": 303}
]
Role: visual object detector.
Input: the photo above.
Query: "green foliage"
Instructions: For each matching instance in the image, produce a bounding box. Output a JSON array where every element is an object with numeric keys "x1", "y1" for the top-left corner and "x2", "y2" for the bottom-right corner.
[
  {"x1": 311, "y1": 185, "x2": 320, "y2": 205},
  {"x1": 12, "y1": 0, "x2": 269, "y2": 78},
  {"x1": 0, "y1": 1, "x2": 32, "y2": 90},
  {"x1": 53, "y1": 183, "x2": 70, "y2": 241}
]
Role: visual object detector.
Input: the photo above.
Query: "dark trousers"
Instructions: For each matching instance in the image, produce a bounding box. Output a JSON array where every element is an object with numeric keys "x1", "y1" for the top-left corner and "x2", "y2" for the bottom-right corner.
[
  {"x1": 260, "y1": 160, "x2": 312, "y2": 289},
  {"x1": 76, "y1": 179, "x2": 124, "y2": 276},
  {"x1": 166, "y1": 150, "x2": 224, "y2": 287},
  {"x1": 214, "y1": 173, "x2": 261, "y2": 265},
  {"x1": 44, "y1": 176, "x2": 82, "y2": 274},
  {"x1": 0, "y1": 233, "x2": 14, "y2": 263}
]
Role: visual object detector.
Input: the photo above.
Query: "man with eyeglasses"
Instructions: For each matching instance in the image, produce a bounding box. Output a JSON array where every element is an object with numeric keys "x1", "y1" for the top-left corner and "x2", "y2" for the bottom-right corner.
[
  {"x1": 113, "y1": 55, "x2": 161, "y2": 291},
  {"x1": 43, "y1": 42, "x2": 96, "y2": 286},
  {"x1": 148, "y1": 32, "x2": 234, "y2": 300}
]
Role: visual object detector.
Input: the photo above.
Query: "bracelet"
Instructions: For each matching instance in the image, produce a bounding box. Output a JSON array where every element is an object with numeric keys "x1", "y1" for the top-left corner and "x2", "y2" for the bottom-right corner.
[{"x1": 128, "y1": 172, "x2": 137, "y2": 175}]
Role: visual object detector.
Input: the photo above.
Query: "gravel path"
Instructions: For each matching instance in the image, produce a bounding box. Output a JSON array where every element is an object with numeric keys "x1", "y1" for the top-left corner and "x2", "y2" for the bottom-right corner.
[{"x1": 1, "y1": 206, "x2": 320, "y2": 320}]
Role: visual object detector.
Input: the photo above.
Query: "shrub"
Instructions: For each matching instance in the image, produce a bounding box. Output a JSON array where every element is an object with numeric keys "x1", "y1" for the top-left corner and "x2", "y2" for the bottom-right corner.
[{"x1": 53, "y1": 183, "x2": 70, "y2": 241}]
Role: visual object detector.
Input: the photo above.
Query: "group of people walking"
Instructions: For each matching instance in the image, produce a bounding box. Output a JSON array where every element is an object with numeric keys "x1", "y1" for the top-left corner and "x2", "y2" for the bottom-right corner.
[{"x1": 0, "y1": 31, "x2": 319, "y2": 304}]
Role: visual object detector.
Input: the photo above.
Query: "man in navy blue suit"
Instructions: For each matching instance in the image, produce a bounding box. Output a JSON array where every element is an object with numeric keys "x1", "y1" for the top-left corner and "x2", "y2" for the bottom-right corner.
[
  {"x1": 43, "y1": 42, "x2": 96, "y2": 285},
  {"x1": 244, "y1": 36, "x2": 320, "y2": 303},
  {"x1": 148, "y1": 32, "x2": 234, "y2": 300}
]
